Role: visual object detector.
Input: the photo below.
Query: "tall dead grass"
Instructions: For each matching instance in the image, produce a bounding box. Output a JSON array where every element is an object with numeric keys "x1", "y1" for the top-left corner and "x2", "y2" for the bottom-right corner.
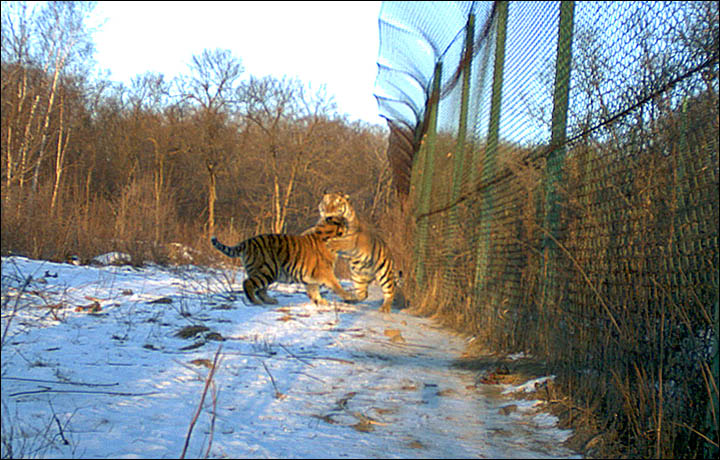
[
  {"x1": 1, "y1": 176, "x2": 203, "y2": 266},
  {"x1": 398, "y1": 102, "x2": 718, "y2": 457}
]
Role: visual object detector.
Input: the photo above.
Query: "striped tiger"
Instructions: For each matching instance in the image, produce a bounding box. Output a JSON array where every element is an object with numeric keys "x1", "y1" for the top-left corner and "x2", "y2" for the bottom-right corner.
[
  {"x1": 211, "y1": 216, "x2": 356, "y2": 306},
  {"x1": 312, "y1": 192, "x2": 397, "y2": 313}
]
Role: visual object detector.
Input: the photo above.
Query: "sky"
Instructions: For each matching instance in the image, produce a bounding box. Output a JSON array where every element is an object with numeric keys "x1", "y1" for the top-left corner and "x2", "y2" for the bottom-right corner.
[{"x1": 88, "y1": 1, "x2": 384, "y2": 125}]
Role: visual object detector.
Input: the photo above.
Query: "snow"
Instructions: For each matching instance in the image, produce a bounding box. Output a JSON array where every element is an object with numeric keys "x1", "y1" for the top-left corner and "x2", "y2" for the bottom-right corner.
[
  {"x1": 502, "y1": 376, "x2": 556, "y2": 395},
  {"x1": 2, "y1": 256, "x2": 580, "y2": 459},
  {"x1": 91, "y1": 251, "x2": 132, "y2": 266}
]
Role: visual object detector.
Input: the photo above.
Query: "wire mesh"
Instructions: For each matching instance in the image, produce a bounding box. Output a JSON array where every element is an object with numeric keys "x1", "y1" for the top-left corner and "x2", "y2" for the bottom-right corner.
[{"x1": 376, "y1": 1, "x2": 718, "y2": 457}]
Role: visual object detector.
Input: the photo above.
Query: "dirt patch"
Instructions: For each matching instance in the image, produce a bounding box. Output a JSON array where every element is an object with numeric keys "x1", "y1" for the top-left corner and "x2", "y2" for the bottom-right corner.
[
  {"x1": 455, "y1": 343, "x2": 619, "y2": 459},
  {"x1": 454, "y1": 342, "x2": 551, "y2": 388}
]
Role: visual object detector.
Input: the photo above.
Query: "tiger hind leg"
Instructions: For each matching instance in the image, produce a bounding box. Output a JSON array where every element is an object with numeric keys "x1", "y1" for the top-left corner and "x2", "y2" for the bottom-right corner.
[
  {"x1": 243, "y1": 278, "x2": 277, "y2": 305},
  {"x1": 378, "y1": 272, "x2": 396, "y2": 313},
  {"x1": 350, "y1": 279, "x2": 370, "y2": 302},
  {"x1": 257, "y1": 289, "x2": 278, "y2": 305}
]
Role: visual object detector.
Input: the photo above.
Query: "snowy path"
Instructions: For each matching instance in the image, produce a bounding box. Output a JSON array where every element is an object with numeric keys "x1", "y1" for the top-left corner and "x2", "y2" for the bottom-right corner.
[{"x1": 1, "y1": 256, "x2": 579, "y2": 458}]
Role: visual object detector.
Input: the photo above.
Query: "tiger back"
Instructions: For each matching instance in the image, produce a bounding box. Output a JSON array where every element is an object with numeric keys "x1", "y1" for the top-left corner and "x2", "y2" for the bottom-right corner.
[
  {"x1": 315, "y1": 192, "x2": 397, "y2": 313},
  {"x1": 211, "y1": 216, "x2": 356, "y2": 306}
]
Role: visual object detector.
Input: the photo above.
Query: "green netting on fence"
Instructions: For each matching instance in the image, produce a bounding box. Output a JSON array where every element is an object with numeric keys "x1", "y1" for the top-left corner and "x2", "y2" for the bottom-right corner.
[{"x1": 375, "y1": 1, "x2": 718, "y2": 457}]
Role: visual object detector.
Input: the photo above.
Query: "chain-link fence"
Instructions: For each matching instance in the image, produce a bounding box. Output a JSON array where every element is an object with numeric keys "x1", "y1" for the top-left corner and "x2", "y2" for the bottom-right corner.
[{"x1": 376, "y1": 1, "x2": 718, "y2": 457}]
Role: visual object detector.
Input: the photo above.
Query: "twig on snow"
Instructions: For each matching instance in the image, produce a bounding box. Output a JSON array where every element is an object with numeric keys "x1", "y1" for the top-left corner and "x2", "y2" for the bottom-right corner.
[
  {"x1": 204, "y1": 379, "x2": 219, "y2": 459},
  {"x1": 52, "y1": 414, "x2": 69, "y2": 446},
  {"x1": 261, "y1": 360, "x2": 285, "y2": 399},
  {"x1": 9, "y1": 388, "x2": 159, "y2": 398},
  {"x1": 180, "y1": 344, "x2": 223, "y2": 459},
  {"x1": 3, "y1": 376, "x2": 119, "y2": 387},
  {"x1": 278, "y1": 343, "x2": 314, "y2": 367}
]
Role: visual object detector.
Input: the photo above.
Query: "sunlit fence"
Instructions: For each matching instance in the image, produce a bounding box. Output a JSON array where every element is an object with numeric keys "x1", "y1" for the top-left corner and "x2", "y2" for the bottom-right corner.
[{"x1": 375, "y1": 1, "x2": 718, "y2": 457}]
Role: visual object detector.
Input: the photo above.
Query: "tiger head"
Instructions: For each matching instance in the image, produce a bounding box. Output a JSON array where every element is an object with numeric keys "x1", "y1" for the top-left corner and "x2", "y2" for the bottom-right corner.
[
  {"x1": 312, "y1": 215, "x2": 347, "y2": 241},
  {"x1": 319, "y1": 192, "x2": 352, "y2": 220}
]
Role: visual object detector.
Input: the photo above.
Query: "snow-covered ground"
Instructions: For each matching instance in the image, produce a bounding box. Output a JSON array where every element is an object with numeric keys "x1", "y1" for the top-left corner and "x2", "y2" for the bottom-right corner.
[{"x1": 1, "y1": 256, "x2": 580, "y2": 459}]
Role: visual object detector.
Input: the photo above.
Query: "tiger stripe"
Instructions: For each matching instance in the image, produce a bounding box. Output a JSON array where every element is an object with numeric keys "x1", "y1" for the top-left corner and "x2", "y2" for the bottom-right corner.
[
  {"x1": 211, "y1": 216, "x2": 355, "y2": 306},
  {"x1": 315, "y1": 192, "x2": 397, "y2": 313}
]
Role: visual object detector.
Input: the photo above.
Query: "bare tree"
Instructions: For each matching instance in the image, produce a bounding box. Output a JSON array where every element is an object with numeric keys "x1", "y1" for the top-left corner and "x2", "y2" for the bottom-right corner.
[
  {"x1": 240, "y1": 76, "x2": 338, "y2": 233},
  {"x1": 1, "y1": 1, "x2": 95, "y2": 204},
  {"x1": 127, "y1": 72, "x2": 178, "y2": 242},
  {"x1": 33, "y1": 1, "x2": 94, "y2": 194},
  {"x1": 177, "y1": 48, "x2": 244, "y2": 236}
]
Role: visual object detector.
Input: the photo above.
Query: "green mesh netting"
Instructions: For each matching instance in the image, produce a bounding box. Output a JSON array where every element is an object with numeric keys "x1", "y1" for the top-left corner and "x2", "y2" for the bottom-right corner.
[{"x1": 375, "y1": 1, "x2": 718, "y2": 457}]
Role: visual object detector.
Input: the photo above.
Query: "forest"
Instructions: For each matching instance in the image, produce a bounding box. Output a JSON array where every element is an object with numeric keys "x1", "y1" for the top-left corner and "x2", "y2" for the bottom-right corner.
[{"x1": 1, "y1": 1, "x2": 398, "y2": 266}]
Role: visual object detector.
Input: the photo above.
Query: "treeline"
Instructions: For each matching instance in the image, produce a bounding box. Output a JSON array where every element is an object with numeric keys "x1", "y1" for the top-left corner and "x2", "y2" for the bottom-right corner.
[{"x1": 1, "y1": 2, "x2": 395, "y2": 264}]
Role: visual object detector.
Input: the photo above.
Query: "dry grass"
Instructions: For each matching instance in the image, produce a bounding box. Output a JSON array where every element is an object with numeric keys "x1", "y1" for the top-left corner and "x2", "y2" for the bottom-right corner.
[
  {"x1": 392, "y1": 102, "x2": 718, "y2": 458},
  {"x1": 1, "y1": 178, "x2": 210, "y2": 267}
]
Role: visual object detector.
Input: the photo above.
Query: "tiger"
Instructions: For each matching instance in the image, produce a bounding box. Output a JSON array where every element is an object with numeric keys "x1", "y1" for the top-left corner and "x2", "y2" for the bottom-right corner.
[
  {"x1": 308, "y1": 192, "x2": 398, "y2": 313},
  {"x1": 211, "y1": 215, "x2": 356, "y2": 306}
]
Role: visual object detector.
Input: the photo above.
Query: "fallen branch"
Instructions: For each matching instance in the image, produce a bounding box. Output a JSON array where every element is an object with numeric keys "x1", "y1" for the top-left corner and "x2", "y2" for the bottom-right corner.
[
  {"x1": 279, "y1": 343, "x2": 314, "y2": 367},
  {"x1": 220, "y1": 350, "x2": 355, "y2": 365},
  {"x1": 204, "y1": 376, "x2": 219, "y2": 459},
  {"x1": 305, "y1": 356, "x2": 355, "y2": 365},
  {"x1": 9, "y1": 388, "x2": 158, "y2": 398},
  {"x1": 3, "y1": 376, "x2": 119, "y2": 387},
  {"x1": 181, "y1": 344, "x2": 223, "y2": 459}
]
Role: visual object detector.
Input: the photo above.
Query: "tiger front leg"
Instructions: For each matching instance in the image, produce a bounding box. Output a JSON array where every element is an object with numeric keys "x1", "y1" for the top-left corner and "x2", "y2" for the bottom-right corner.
[
  {"x1": 324, "y1": 278, "x2": 358, "y2": 304},
  {"x1": 305, "y1": 284, "x2": 329, "y2": 306},
  {"x1": 379, "y1": 292, "x2": 394, "y2": 313}
]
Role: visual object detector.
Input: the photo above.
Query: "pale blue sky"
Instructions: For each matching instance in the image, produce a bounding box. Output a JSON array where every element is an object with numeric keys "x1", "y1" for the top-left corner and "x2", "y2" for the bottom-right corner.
[{"x1": 88, "y1": 1, "x2": 384, "y2": 125}]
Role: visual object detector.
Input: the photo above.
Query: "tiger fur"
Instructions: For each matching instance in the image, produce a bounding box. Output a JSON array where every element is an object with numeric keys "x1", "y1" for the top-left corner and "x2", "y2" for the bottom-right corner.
[
  {"x1": 310, "y1": 192, "x2": 397, "y2": 313},
  {"x1": 211, "y1": 216, "x2": 356, "y2": 306}
]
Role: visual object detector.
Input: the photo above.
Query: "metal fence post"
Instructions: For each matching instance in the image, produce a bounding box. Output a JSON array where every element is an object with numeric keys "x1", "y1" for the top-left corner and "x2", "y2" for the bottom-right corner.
[
  {"x1": 542, "y1": 0, "x2": 575, "y2": 308},
  {"x1": 449, "y1": 13, "x2": 475, "y2": 225},
  {"x1": 414, "y1": 61, "x2": 443, "y2": 288},
  {"x1": 443, "y1": 13, "x2": 476, "y2": 280},
  {"x1": 474, "y1": 1, "x2": 508, "y2": 298}
]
